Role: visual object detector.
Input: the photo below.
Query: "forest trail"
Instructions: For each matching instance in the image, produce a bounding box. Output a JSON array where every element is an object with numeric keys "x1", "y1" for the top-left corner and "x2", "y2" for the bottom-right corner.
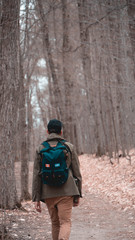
[
  {"x1": 1, "y1": 154, "x2": 135, "y2": 239},
  {"x1": 70, "y1": 192, "x2": 135, "y2": 240},
  {"x1": 3, "y1": 191, "x2": 135, "y2": 240}
]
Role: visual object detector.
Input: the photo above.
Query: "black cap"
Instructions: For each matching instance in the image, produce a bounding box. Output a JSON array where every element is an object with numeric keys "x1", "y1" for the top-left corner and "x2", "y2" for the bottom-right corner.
[{"x1": 47, "y1": 119, "x2": 63, "y2": 134}]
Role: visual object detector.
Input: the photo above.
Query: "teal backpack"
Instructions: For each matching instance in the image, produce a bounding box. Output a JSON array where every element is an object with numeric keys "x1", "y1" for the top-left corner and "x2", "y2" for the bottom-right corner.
[{"x1": 40, "y1": 140, "x2": 70, "y2": 187}]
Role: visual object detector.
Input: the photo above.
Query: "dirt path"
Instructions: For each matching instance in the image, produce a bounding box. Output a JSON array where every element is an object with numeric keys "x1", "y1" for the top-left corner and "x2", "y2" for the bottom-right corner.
[
  {"x1": 2, "y1": 155, "x2": 135, "y2": 239},
  {"x1": 70, "y1": 192, "x2": 135, "y2": 240},
  {"x1": 3, "y1": 191, "x2": 135, "y2": 240}
]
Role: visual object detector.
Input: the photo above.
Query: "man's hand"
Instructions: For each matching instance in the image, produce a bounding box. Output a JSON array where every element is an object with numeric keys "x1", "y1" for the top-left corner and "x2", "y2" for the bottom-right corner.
[
  {"x1": 35, "y1": 201, "x2": 41, "y2": 213},
  {"x1": 73, "y1": 197, "x2": 80, "y2": 207}
]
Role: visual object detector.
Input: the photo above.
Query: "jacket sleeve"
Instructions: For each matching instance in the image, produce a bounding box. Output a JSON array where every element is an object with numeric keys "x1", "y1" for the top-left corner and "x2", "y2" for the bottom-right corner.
[
  {"x1": 70, "y1": 146, "x2": 82, "y2": 197},
  {"x1": 32, "y1": 149, "x2": 42, "y2": 202}
]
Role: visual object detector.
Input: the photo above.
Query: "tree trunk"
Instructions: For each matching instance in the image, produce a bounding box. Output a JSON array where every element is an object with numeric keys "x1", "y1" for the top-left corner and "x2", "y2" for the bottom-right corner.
[
  {"x1": 61, "y1": 0, "x2": 75, "y2": 143},
  {"x1": 36, "y1": 0, "x2": 63, "y2": 120},
  {"x1": 19, "y1": 60, "x2": 31, "y2": 201},
  {"x1": 0, "y1": 0, "x2": 21, "y2": 209},
  {"x1": 127, "y1": 0, "x2": 135, "y2": 146},
  {"x1": 77, "y1": 0, "x2": 102, "y2": 154},
  {"x1": 127, "y1": 0, "x2": 135, "y2": 65}
]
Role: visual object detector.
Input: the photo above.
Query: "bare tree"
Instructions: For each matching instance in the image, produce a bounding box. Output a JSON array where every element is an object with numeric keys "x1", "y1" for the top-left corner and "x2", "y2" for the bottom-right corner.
[
  {"x1": 19, "y1": 57, "x2": 31, "y2": 200},
  {"x1": 36, "y1": 0, "x2": 63, "y2": 120},
  {"x1": 21, "y1": 0, "x2": 135, "y2": 159},
  {"x1": 0, "y1": 0, "x2": 21, "y2": 208}
]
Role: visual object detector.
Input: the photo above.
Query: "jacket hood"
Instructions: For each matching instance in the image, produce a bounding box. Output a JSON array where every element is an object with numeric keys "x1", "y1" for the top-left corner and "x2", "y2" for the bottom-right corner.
[{"x1": 47, "y1": 133, "x2": 64, "y2": 141}]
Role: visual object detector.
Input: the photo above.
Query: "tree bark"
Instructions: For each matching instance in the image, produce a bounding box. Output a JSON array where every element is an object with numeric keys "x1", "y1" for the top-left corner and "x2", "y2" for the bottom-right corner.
[
  {"x1": 19, "y1": 59, "x2": 31, "y2": 201},
  {"x1": 61, "y1": 0, "x2": 75, "y2": 143},
  {"x1": 0, "y1": 0, "x2": 21, "y2": 208},
  {"x1": 77, "y1": 0, "x2": 102, "y2": 154},
  {"x1": 36, "y1": 0, "x2": 63, "y2": 120}
]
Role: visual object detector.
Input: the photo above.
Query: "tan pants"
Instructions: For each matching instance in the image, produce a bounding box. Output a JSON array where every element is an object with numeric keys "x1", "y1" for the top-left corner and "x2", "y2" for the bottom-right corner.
[{"x1": 45, "y1": 196, "x2": 73, "y2": 240}]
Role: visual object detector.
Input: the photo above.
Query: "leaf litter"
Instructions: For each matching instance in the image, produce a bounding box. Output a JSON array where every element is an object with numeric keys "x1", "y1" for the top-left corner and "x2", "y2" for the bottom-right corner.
[{"x1": 80, "y1": 153, "x2": 135, "y2": 210}]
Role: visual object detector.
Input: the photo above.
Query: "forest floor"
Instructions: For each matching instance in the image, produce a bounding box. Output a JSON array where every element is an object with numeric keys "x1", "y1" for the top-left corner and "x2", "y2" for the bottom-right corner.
[{"x1": 1, "y1": 153, "x2": 135, "y2": 239}]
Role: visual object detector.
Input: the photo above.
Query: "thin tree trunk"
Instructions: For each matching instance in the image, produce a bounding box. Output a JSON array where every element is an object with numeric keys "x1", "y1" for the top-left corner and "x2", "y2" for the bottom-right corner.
[
  {"x1": 37, "y1": 0, "x2": 63, "y2": 120},
  {"x1": 61, "y1": 0, "x2": 74, "y2": 143},
  {"x1": 20, "y1": 0, "x2": 31, "y2": 200},
  {"x1": 19, "y1": 60, "x2": 31, "y2": 201}
]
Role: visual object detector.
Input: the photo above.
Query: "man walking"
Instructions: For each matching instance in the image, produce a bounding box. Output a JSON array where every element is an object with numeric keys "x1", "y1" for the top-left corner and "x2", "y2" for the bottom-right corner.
[{"x1": 32, "y1": 119, "x2": 82, "y2": 240}]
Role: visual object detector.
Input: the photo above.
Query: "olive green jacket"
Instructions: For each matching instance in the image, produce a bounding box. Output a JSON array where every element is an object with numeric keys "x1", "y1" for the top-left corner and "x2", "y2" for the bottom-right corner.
[{"x1": 32, "y1": 133, "x2": 82, "y2": 202}]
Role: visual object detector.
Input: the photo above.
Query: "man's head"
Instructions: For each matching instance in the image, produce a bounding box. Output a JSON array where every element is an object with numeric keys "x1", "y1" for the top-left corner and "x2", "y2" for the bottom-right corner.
[{"x1": 47, "y1": 119, "x2": 63, "y2": 134}]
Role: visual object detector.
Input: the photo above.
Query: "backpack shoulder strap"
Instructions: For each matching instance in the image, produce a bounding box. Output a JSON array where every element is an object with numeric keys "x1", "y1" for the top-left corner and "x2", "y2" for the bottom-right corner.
[
  {"x1": 40, "y1": 141, "x2": 51, "y2": 153},
  {"x1": 41, "y1": 141, "x2": 50, "y2": 148},
  {"x1": 58, "y1": 139, "x2": 72, "y2": 156}
]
